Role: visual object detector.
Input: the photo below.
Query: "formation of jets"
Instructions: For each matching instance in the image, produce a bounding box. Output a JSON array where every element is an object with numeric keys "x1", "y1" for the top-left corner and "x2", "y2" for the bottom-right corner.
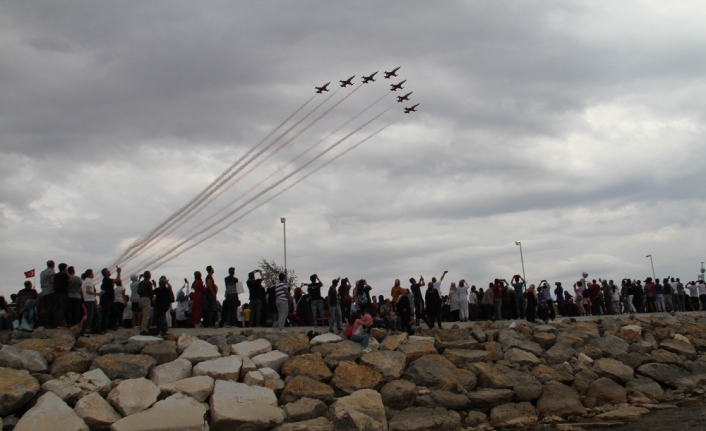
[{"x1": 315, "y1": 66, "x2": 419, "y2": 114}]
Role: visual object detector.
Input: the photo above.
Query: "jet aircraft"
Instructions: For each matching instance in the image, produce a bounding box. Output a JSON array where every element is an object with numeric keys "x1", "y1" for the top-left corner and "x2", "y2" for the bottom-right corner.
[
  {"x1": 390, "y1": 80, "x2": 406, "y2": 91},
  {"x1": 362, "y1": 72, "x2": 378, "y2": 83},
  {"x1": 315, "y1": 83, "x2": 330, "y2": 94},
  {"x1": 396, "y1": 92, "x2": 412, "y2": 102},
  {"x1": 339, "y1": 76, "x2": 355, "y2": 87},
  {"x1": 384, "y1": 67, "x2": 400, "y2": 79},
  {"x1": 404, "y1": 104, "x2": 419, "y2": 114}
]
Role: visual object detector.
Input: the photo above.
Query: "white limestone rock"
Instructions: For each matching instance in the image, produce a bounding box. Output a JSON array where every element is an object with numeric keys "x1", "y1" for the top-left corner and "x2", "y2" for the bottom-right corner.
[
  {"x1": 74, "y1": 391, "x2": 122, "y2": 430},
  {"x1": 209, "y1": 380, "x2": 284, "y2": 430},
  {"x1": 14, "y1": 391, "x2": 89, "y2": 431},
  {"x1": 310, "y1": 333, "x2": 342, "y2": 346},
  {"x1": 232, "y1": 339, "x2": 273, "y2": 358},
  {"x1": 178, "y1": 340, "x2": 221, "y2": 365},
  {"x1": 192, "y1": 355, "x2": 242, "y2": 381},
  {"x1": 159, "y1": 376, "x2": 215, "y2": 403},
  {"x1": 128, "y1": 335, "x2": 164, "y2": 349},
  {"x1": 149, "y1": 358, "x2": 193, "y2": 386},
  {"x1": 111, "y1": 393, "x2": 208, "y2": 431},
  {"x1": 244, "y1": 370, "x2": 265, "y2": 386},
  {"x1": 107, "y1": 378, "x2": 160, "y2": 417},
  {"x1": 252, "y1": 350, "x2": 289, "y2": 373}
]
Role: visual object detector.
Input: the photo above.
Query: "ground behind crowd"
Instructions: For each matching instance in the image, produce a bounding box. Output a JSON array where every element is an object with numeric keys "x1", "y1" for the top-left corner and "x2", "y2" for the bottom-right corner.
[{"x1": 2, "y1": 311, "x2": 706, "y2": 431}]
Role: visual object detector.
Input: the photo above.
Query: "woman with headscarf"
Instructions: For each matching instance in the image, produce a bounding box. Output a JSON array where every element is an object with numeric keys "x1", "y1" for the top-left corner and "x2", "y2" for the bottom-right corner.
[
  {"x1": 425, "y1": 282, "x2": 442, "y2": 329},
  {"x1": 396, "y1": 288, "x2": 413, "y2": 333},
  {"x1": 188, "y1": 271, "x2": 205, "y2": 327},
  {"x1": 448, "y1": 282, "x2": 460, "y2": 321},
  {"x1": 525, "y1": 284, "x2": 538, "y2": 322},
  {"x1": 457, "y1": 280, "x2": 470, "y2": 322},
  {"x1": 154, "y1": 276, "x2": 174, "y2": 336}
]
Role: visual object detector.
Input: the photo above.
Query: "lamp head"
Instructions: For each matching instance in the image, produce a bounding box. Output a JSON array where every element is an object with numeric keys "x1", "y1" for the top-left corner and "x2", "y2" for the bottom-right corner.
[
  {"x1": 515, "y1": 241, "x2": 520, "y2": 246},
  {"x1": 582, "y1": 272, "x2": 588, "y2": 279},
  {"x1": 280, "y1": 218, "x2": 286, "y2": 223},
  {"x1": 646, "y1": 255, "x2": 651, "y2": 258}
]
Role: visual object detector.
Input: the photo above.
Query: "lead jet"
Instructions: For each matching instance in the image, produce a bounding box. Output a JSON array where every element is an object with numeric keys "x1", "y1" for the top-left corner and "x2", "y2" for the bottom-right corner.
[
  {"x1": 315, "y1": 82, "x2": 330, "y2": 94},
  {"x1": 404, "y1": 104, "x2": 419, "y2": 114},
  {"x1": 390, "y1": 80, "x2": 406, "y2": 91},
  {"x1": 384, "y1": 67, "x2": 400, "y2": 79},
  {"x1": 396, "y1": 92, "x2": 412, "y2": 103},
  {"x1": 362, "y1": 72, "x2": 378, "y2": 84},
  {"x1": 339, "y1": 76, "x2": 355, "y2": 87}
]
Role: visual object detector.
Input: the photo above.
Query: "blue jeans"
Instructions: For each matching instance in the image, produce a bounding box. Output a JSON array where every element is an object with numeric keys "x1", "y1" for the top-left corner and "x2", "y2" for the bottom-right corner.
[
  {"x1": 329, "y1": 305, "x2": 342, "y2": 331},
  {"x1": 80, "y1": 301, "x2": 100, "y2": 335},
  {"x1": 249, "y1": 299, "x2": 262, "y2": 327},
  {"x1": 310, "y1": 299, "x2": 324, "y2": 323},
  {"x1": 349, "y1": 333, "x2": 369, "y2": 348}
]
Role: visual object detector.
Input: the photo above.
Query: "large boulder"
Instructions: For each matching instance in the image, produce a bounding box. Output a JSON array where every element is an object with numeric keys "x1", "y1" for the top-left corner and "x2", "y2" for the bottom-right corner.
[
  {"x1": 281, "y1": 397, "x2": 328, "y2": 422},
  {"x1": 637, "y1": 363, "x2": 693, "y2": 386},
  {"x1": 127, "y1": 335, "x2": 164, "y2": 349},
  {"x1": 660, "y1": 339, "x2": 697, "y2": 359},
  {"x1": 380, "y1": 380, "x2": 417, "y2": 410},
  {"x1": 178, "y1": 340, "x2": 221, "y2": 364},
  {"x1": 149, "y1": 358, "x2": 193, "y2": 386},
  {"x1": 530, "y1": 364, "x2": 574, "y2": 384},
  {"x1": 281, "y1": 353, "x2": 332, "y2": 381},
  {"x1": 359, "y1": 350, "x2": 406, "y2": 381},
  {"x1": 13, "y1": 391, "x2": 88, "y2": 431},
  {"x1": 543, "y1": 343, "x2": 575, "y2": 365},
  {"x1": 74, "y1": 391, "x2": 122, "y2": 430},
  {"x1": 380, "y1": 333, "x2": 407, "y2": 351},
  {"x1": 489, "y1": 402, "x2": 538, "y2": 428},
  {"x1": 310, "y1": 333, "x2": 342, "y2": 346},
  {"x1": 0, "y1": 345, "x2": 48, "y2": 373},
  {"x1": 403, "y1": 355, "x2": 476, "y2": 392},
  {"x1": 177, "y1": 333, "x2": 198, "y2": 353},
  {"x1": 0, "y1": 367, "x2": 40, "y2": 416},
  {"x1": 467, "y1": 388, "x2": 514, "y2": 410},
  {"x1": 331, "y1": 361, "x2": 384, "y2": 394},
  {"x1": 571, "y1": 369, "x2": 599, "y2": 396},
  {"x1": 593, "y1": 358, "x2": 634, "y2": 383},
  {"x1": 311, "y1": 340, "x2": 362, "y2": 367},
  {"x1": 388, "y1": 407, "x2": 461, "y2": 431},
  {"x1": 536, "y1": 381, "x2": 586, "y2": 418},
  {"x1": 91, "y1": 353, "x2": 156, "y2": 380},
  {"x1": 500, "y1": 366, "x2": 543, "y2": 401},
  {"x1": 473, "y1": 362, "x2": 513, "y2": 389},
  {"x1": 14, "y1": 335, "x2": 75, "y2": 363},
  {"x1": 532, "y1": 332, "x2": 556, "y2": 349},
  {"x1": 329, "y1": 389, "x2": 386, "y2": 431},
  {"x1": 423, "y1": 390, "x2": 473, "y2": 411},
  {"x1": 159, "y1": 375, "x2": 215, "y2": 403},
  {"x1": 280, "y1": 376, "x2": 335, "y2": 404},
  {"x1": 397, "y1": 341, "x2": 438, "y2": 363},
  {"x1": 141, "y1": 341, "x2": 178, "y2": 365},
  {"x1": 596, "y1": 406, "x2": 650, "y2": 421},
  {"x1": 442, "y1": 349, "x2": 492, "y2": 368},
  {"x1": 252, "y1": 350, "x2": 289, "y2": 373},
  {"x1": 42, "y1": 373, "x2": 88, "y2": 405},
  {"x1": 111, "y1": 393, "x2": 209, "y2": 431},
  {"x1": 588, "y1": 334, "x2": 629, "y2": 358},
  {"x1": 49, "y1": 351, "x2": 95, "y2": 377},
  {"x1": 269, "y1": 333, "x2": 310, "y2": 357},
  {"x1": 504, "y1": 348, "x2": 541, "y2": 366},
  {"x1": 209, "y1": 380, "x2": 285, "y2": 431},
  {"x1": 232, "y1": 339, "x2": 272, "y2": 358},
  {"x1": 192, "y1": 355, "x2": 242, "y2": 380},
  {"x1": 586, "y1": 377, "x2": 627, "y2": 405},
  {"x1": 625, "y1": 377, "x2": 664, "y2": 400},
  {"x1": 75, "y1": 333, "x2": 114, "y2": 352},
  {"x1": 107, "y1": 378, "x2": 160, "y2": 417}
]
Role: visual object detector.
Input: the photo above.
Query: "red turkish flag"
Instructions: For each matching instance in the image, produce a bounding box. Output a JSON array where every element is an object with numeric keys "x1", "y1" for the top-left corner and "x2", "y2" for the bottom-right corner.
[{"x1": 24, "y1": 269, "x2": 35, "y2": 278}]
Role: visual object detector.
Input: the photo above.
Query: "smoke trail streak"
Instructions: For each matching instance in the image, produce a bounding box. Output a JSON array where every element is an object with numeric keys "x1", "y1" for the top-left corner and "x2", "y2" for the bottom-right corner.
[
  {"x1": 123, "y1": 87, "x2": 360, "y2": 267},
  {"x1": 151, "y1": 118, "x2": 399, "y2": 270},
  {"x1": 171, "y1": 91, "x2": 390, "y2": 243},
  {"x1": 111, "y1": 95, "x2": 316, "y2": 266},
  {"x1": 136, "y1": 108, "x2": 393, "y2": 272},
  {"x1": 119, "y1": 91, "x2": 339, "y2": 267}
]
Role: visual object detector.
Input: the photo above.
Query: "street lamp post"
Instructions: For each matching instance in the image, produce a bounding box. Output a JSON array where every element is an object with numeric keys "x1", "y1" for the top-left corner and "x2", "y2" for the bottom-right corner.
[
  {"x1": 515, "y1": 241, "x2": 526, "y2": 282},
  {"x1": 280, "y1": 218, "x2": 287, "y2": 275},
  {"x1": 646, "y1": 255, "x2": 656, "y2": 281}
]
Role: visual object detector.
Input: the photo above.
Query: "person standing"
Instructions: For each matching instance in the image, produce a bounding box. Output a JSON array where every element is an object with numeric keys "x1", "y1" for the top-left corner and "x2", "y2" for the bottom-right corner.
[
  {"x1": 154, "y1": 276, "x2": 174, "y2": 336},
  {"x1": 246, "y1": 269, "x2": 265, "y2": 327},
  {"x1": 339, "y1": 278, "x2": 352, "y2": 324},
  {"x1": 100, "y1": 267, "x2": 121, "y2": 332},
  {"x1": 390, "y1": 279, "x2": 402, "y2": 305},
  {"x1": 138, "y1": 271, "x2": 154, "y2": 335},
  {"x1": 512, "y1": 275, "x2": 526, "y2": 319},
  {"x1": 425, "y1": 282, "x2": 442, "y2": 329},
  {"x1": 492, "y1": 279, "x2": 505, "y2": 321},
  {"x1": 306, "y1": 274, "x2": 324, "y2": 327},
  {"x1": 396, "y1": 289, "x2": 413, "y2": 333},
  {"x1": 328, "y1": 278, "x2": 342, "y2": 333},
  {"x1": 67, "y1": 266, "x2": 83, "y2": 327},
  {"x1": 675, "y1": 278, "x2": 686, "y2": 312},
  {"x1": 525, "y1": 284, "x2": 538, "y2": 322},
  {"x1": 203, "y1": 266, "x2": 218, "y2": 328},
  {"x1": 554, "y1": 282, "x2": 565, "y2": 316},
  {"x1": 53, "y1": 263, "x2": 71, "y2": 328},
  {"x1": 275, "y1": 273, "x2": 292, "y2": 331},
  {"x1": 663, "y1": 278, "x2": 673, "y2": 312},
  {"x1": 113, "y1": 280, "x2": 127, "y2": 328},
  {"x1": 654, "y1": 279, "x2": 665, "y2": 312},
  {"x1": 129, "y1": 274, "x2": 141, "y2": 328},
  {"x1": 457, "y1": 280, "x2": 470, "y2": 322},
  {"x1": 698, "y1": 279, "x2": 706, "y2": 311},
  {"x1": 222, "y1": 267, "x2": 241, "y2": 328},
  {"x1": 79, "y1": 269, "x2": 102, "y2": 337},
  {"x1": 409, "y1": 276, "x2": 426, "y2": 326},
  {"x1": 39, "y1": 260, "x2": 56, "y2": 327}
]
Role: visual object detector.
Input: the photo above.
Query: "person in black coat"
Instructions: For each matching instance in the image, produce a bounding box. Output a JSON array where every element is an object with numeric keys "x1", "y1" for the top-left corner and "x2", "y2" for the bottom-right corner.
[
  {"x1": 525, "y1": 284, "x2": 538, "y2": 323},
  {"x1": 154, "y1": 276, "x2": 175, "y2": 336},
  {"x1": 424, "y1": 282, "x2": 442, "y2": 329}
]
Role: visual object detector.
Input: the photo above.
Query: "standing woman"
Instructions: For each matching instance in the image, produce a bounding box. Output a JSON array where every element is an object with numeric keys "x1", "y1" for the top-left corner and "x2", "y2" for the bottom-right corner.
[
  {"x1": 175, "y1": 279, "x2": 191, "y2": 328},
  {"x1": 188, "y1": 271, "x2": 205, "y2": 327},
  {"x1": 457, "y1": 280, "x2": 470, "y2": 322},
  {"x1": 482, "y1": 284, "x2": 494, "y2": 321},
  {"x1": 154, "y1": 276, "x2": 175, "y2": 336},
  {"x1": 391, "y1": 279, "x2": 402, "y2": 305},
  {"x1": 339, "y1": 278, "x2": 352, "y2": 324},
  {"x1": 79, "y1": 269, "x2": 103, "y2": 337},
  {"x1": 448, "y1": 282, "x2": 460, "y2": 322},
  {"x1": 424, "y1": 282, "x2": 442, "y2": 329},
  {"x1": 525, "y1": 284, "x2": 538, "y2": 322},
  {"x1": 204, "y1": 266, "x2": 218, "y2": 327}
]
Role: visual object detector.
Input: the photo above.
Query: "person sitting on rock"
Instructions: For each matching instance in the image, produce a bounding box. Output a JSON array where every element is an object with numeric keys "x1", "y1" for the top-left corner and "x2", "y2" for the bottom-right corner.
[{"x1": 346, "y1": 311, "x2": 373, "y2": 353}]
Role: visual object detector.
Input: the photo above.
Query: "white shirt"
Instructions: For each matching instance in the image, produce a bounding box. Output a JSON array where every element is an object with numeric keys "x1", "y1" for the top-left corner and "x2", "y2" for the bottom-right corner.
[
  {"x1": 688, "y1": 284, "x2": 699, "y2": 297},
  {"x1": 456, "y1": 285, "x2": 469, "y2": 301},
  {"x1": 433, "y1": 280, "x2": 442, "y2": 295},
  {"x1": 469, "y1": 291, "x2": 478, "y2": 303},
  {"x1": 114, "y1": 285, "x2": 126, "y2": 304},
  {"x1": 698, "y1": 282, "x2": 706, "y2": 296},
  {"x1": 82, "y1": 278, "x2": 96, "y2": 301}
]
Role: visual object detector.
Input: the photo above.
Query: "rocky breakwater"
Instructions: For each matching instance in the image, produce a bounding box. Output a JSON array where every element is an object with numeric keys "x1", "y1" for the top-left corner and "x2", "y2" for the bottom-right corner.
[{"x1": 2, "y1": 314, "x2": 706, "y2": 430}]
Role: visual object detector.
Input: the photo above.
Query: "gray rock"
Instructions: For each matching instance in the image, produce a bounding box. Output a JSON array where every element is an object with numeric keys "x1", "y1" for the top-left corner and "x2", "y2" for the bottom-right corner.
[
  {"x1": 13, "y1": 391, "x2": 88, "y2": 431},
  {"x1": 232, "y1": 338, "x2": 273, "y2": 358},
  {"x1": 141, "y1": 341, "x2": 178, "y2": 365},
  {"x1": 252, "y1": 350, "x2": 289, "y2": 373},
  {"x1": 13, "y1": 335, "x2": 75, "y2": 363},
  {"x1": 358, "y1": 350, "x2": 406, "y2": 381},
  {"x1": 403, "y1": 355, "x2": 476, "y2": 392},
  {"x1": 637, "y1": 363, "x2": 693, "y2": 386},
  {"x1": 543, "y1": 343, "x2": 575, "y2": 365},
  {"x1": 192, "y1": 355, "x2": 242, "y2": 380},
  {"x1": 571, "y1": 369, "x2": 599, "y2": 395},
  {"x1": 616, "y1": 352, "x2": 652, "y2": 370},
  {"x1": 41, "y1": 374, "x2": 85, "y2": 405},
  {"x1": 467, "y1": 388, "x2": 514, "y2": 410},
  {"x1": 532, "y1": 332, "x2": 557, "y2": 349},
  {"x1": 282, "y1": 397, "x2": 328, "y2": 422},
  {"x1": 272, "y1": 417, "x2": 332, "y2": 431},
  {"x1": 280, "y1": 375, "x2": 335, "y2": 405},
  {"x1": 329, "y1": 389, "x2": 387, "y2": 431},
  {"x1": 74, "y1": 391, "x2": 122, "y2": 430},
  {"x1": 98, "y1": 343, "x2": 126, "y2": 355},
  {"x1": 388, "y1": 407, "x2": 461, "y2": 431},
  {"x1": 0, "y1": 368, "x2": 40, "y2": 416},
  {"x1": 107, "y1": 378, "x2": 160, "y2": 417},
  {"x1": 123, "y1": 342, "x2": 142, "y2": 354},
  {"x1": 659, "y1": 339, "x2": 696, "y2": 360},
  {"x1": 178, "y1": 340, "x2": 221, "y2": 364},
  {"x1": 504, "y1": 348, "x2": 541, "y2": 366},
  {"x1": 427, "y1": 390, "x2": 472, "y2": 410},
  {"x1": 149, "y1": 358, "x2": 193, "y2": 386},
  {"x1": 586, "y1": 377, "x2": 627, "y2": 405},
  {"x1": 90, "y1": 353, "x2": 156, "y2": 380},
  {"x1": 0, "y1": 345, "x2": 48, "y2": 373},
  {"x1": 209, "y1": 380, "x2": 285, "y2": 431},
  {"x1": 111, "y1": 393, "x2": 208, "y2": 431},
  {"x1": 49, "y1": 351, "x2": 95, "y2": 377},
  {"x1": 588, "y1": 334, "x2": 629, "y2": 358},
  {"x1": 650, "y1": 349, "x2": 683, "y2": 365},
  {"x1": 380, "y1": 380, "x2": 417, "y2": 410},
  {"x1": 206, "y1": 334, "x2": 229, "y2": 353},
  {"x1": 159, "y1": 375, "x2": 214, "y2": 403},
  {"x1": 592, "y1": 357, "x2": 634, "y2": 383},
  {"x1": 489, "y1": 402, "x2": 538, "y2": 428},
  {"x1": 625, "y1": 377, "x2": 664, "y2": 400},
  {"x1": 126, "y1": 335, "x2": 163, "y2": 349},
  {"x1": 471, "y1": 326, "x2": 487, "y2": 342},
  {"x1": 442, "y1": 349, "x2": 492, "y2": 368},
  {"x1": 536, "y1": 381, "x2": 586, "y2": 418}
]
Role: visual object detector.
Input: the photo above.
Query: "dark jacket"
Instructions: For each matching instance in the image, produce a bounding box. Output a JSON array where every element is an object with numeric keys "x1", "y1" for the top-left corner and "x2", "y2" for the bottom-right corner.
[
  {"x1": 154, "y1": 286, "x2": 175, "y2": 315},
  {"x1": 138, "y1": 279, "x2": 153, "y2": 299}
]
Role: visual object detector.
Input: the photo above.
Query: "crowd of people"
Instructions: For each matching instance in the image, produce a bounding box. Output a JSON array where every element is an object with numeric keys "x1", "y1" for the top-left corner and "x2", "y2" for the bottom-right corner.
[{"x1": 3, "y1": 260, "x2": 706, "y2": 341}]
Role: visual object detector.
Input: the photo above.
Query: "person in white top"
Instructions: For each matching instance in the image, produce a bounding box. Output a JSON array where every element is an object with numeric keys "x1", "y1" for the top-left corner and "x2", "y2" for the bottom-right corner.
[
  {"x1": 80, "y1": 269, "x2": 102, "y2": 337},
  {"x1": 698, "y1": 280, "x2": 706, "y2": 311},
  {"x1": 112, "y1": 282, "x2": 127, "y2": 329},
  {"x1": 432, "y1": 270, "x2": 448, "y2": 294},
  {"x1": 457, "y1": 280, "x2": 470, "y2": 322}
]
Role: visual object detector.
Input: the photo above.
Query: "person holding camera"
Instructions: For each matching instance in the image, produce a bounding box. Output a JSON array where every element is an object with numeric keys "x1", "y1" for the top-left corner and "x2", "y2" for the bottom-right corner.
[{"x1": 511, "y1": 275, "x2": 526, "y2": 319}]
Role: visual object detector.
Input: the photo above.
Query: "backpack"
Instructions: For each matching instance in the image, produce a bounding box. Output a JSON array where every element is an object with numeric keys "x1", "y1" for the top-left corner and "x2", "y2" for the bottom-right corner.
[{"x1": 345, "y1": 323, "x2": 355, "y2": 338}]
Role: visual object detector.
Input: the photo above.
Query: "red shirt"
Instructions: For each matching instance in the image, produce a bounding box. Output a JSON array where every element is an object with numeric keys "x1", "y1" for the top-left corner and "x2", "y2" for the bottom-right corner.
[{"x1": 492, "y1": 284, "x2": 503, "y2": 300}]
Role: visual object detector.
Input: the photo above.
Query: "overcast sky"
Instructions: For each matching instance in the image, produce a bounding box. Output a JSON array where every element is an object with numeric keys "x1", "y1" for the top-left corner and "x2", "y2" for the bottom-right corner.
[{"x1": 1, "y1": 1, "x2": 705, "y2": 302}]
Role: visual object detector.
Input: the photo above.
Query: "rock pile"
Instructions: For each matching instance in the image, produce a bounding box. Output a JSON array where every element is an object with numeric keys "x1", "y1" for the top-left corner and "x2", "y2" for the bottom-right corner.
[{"x1": 2, "y1": 313, "x2": 706, "y2": 430}]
